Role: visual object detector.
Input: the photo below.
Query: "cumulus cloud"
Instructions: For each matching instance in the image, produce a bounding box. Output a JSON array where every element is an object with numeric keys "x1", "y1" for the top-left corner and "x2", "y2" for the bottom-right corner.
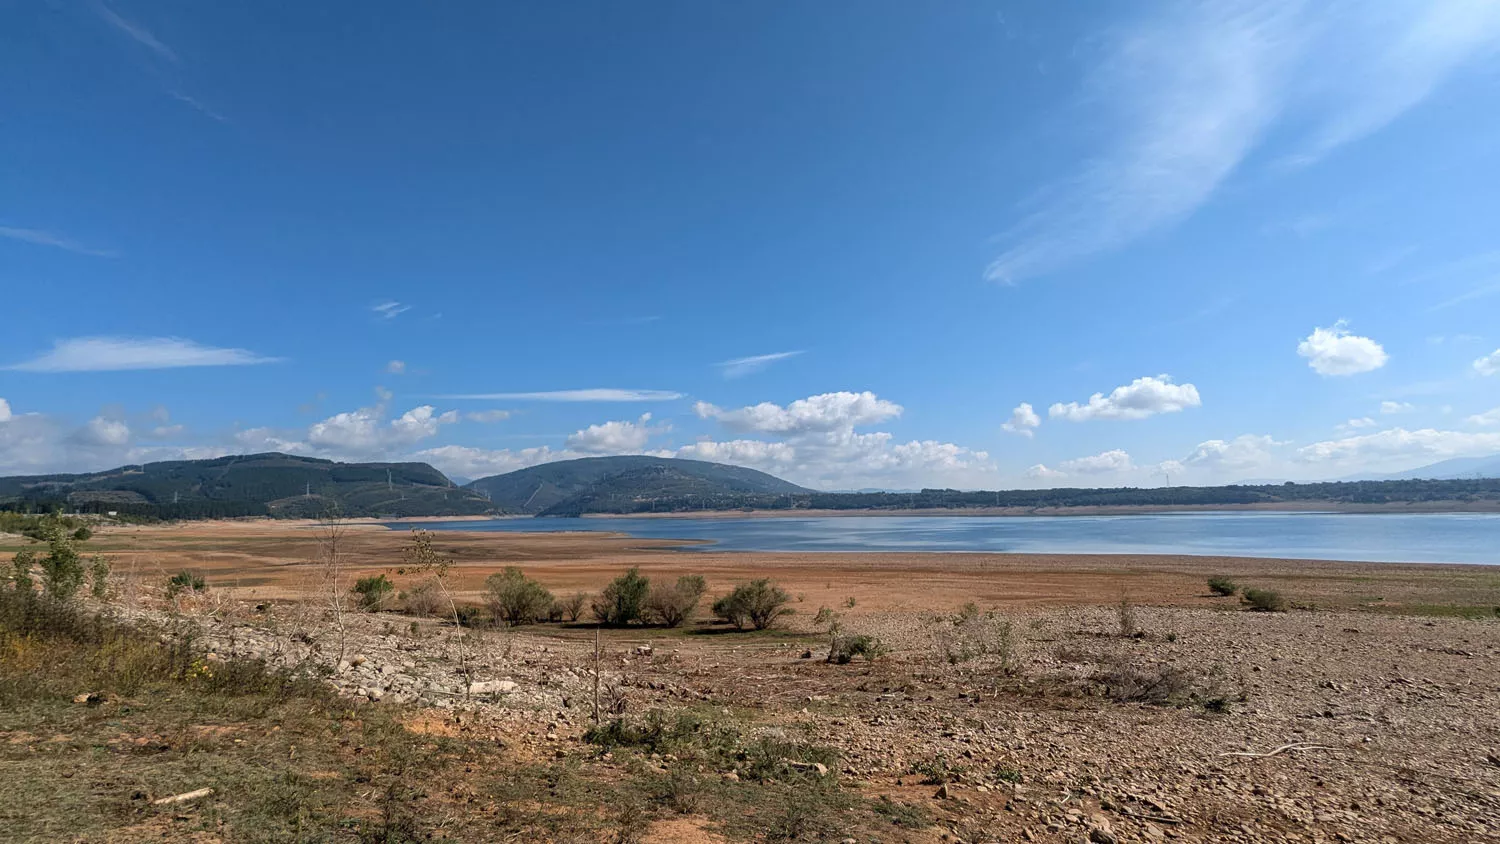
[
  {"x1": 1001, "y1": 402, "x2": 1041, "y2": 437},
  {"x1": 1297, "y1": 321, "x2": 1388, "y2": 376},
  {"x1": 1380, "y1": 401, "x2": 1415, "y2": 414},
  {"x1": 413, "y1": 444, "x2": 584, "y2": 480},
  {"x1": 565, "y1": 414, "x2": 661, "y2": 453},
  {"x1": 76, "y1": 416, "x2": 131, "y2": 447},
  {"x1": 307, "y1": 404, "x2": 457, "y2": 454},
  {"x1": 1183, "y1": 435, "x2": 1282, "y2": 470},
  {"x1": 1049, "y1": 376, "x2": 1201, "y2": 422},
  {"x1": 674, "y1": 439, "x2": 798, "y2": 468},
  {"x1": 1025, "y1": 464, "x2": 1067, "y2": 480},
  {"x1": 1297, "y1": 427, "x2": 1500, "y2": 465},
  {"x1": 1475, "y1": 349, "x2": 1500, "y2": 376},
  {"x1": 0, "y1": 398, "x2": 10, "y2": 423},
  {"x1": 694, "y1": 391, "x2": 902, "y2": 434},
  {"x1": 5, "y1": 337, "x2": 281, "y2": 372},
  {"x1": 1059, "y1": 449, "x2": 1134, "y2": 475}
]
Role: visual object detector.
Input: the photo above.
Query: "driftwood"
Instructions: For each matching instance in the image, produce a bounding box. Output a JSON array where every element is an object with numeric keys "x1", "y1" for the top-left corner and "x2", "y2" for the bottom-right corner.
[
  {"x1": 152, "y1": 787, "x2": 214, "y2": 805},
  {"x1": 1219, "y1": 742, "x2": 1336, "y2": 761}
]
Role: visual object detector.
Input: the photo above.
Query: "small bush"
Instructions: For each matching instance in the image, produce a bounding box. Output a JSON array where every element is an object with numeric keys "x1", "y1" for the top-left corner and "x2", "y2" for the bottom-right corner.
[
  {"x1": 936, "y1": 606, "x2": 1014, "y2": 668},
  {"x1": 1242, "y1": 588, "x2": 1288, "y2": 612},
  {"x1": 166, "y1": 570, "x2": 206, "y2": 597},
  {"x1": 592, "y1": 568, "x2": 651, "y2": 625},
  {"x1": 645, "y1": 575, "x2": 706, "y2": 627},
  {"x1": 484, "y1": 567, "x2": 554, "y2": 625},
  {"x1": 400, "y1": 581, "x2": 443, "y2": 616},
  {"x1": 1096, "y1": 658, "x2": 1193, "y2": 704},
  {"x1": 1207, "y1": 577, "x2": 1238, "y2": 597},
  {"x1": 712, "y1": 579, "x2": 793, "y2": 630},
  {"x1": 828, "y1": 633, "x2": 888, "y2": 664},
  {"x1": 352, "y1": 574, "x2": 395, "y2": 611},
  {"x1": 1117, "y1": 594, "x2": 1138, "y2": 638}
]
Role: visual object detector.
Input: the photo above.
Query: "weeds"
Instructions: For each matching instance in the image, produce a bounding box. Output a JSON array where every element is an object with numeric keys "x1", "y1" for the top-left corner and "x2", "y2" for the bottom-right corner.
[
  {"x1": 935, "y1": 604, "x2": 1015, "y2": 669},
  {"x1": 828, "y1": 633, "x2": 888, "y2": 664},
  {"x1": 1242, "y1": 588, "x2": 1289, "y2": 612}
]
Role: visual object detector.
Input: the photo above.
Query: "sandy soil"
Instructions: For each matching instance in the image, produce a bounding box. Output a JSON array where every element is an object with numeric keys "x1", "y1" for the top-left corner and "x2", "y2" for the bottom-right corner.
[{"x1": 64, "y1": 520, "x2": 1500, "y2": 842}]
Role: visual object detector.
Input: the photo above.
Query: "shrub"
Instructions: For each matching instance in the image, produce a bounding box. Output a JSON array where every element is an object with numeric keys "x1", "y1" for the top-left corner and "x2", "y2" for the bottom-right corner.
[
  {"x1": 712, "y1": 579, "x2": 793, "y2": 630},
  {"x1": 558, "y1": 592, "x2": 588, "y2": 622},
  {"x1": 1242, "y1": 588, "x2": 1288, "y2": 613},
  {"x1": 484, "y1": 567, "x2": 554, "y2": 625},
  {"x1": 1117, "y1": 595, "x2": 1139, "y2": 638},
  {"x1": 352, "y1": 574, "x2": 395, "y2": 611},
  {"x1": 1096, "y1": 658, "x2": 1193, "y2": 704},
  {"x1": 1207, "y1": 577, "x2": 1238, "y2": 597},
  {"x1": 88, "y1": 555, "x2": 111, "y2": 600},
  {"x1": 400, "y1": 581, "x2": 443, "y2": 617},
  {"x1": 9, "y1": 550, "x2": 35, "y2": 594},
  {"x1": 936, "y1": 606, "x2": 1014, "y2": 669},
  {"x1": 645, "y1": 575, "x2": 706, "y2": 627},
  {"x1": 592, "y1": 568, "x2": 651, "y2": 625},
  {"x1": 828, "y1": 633, "x2": 887, "y2": 664},
  {"x1": 166, "y1": 571, "x2": 206, "y2": 597}
]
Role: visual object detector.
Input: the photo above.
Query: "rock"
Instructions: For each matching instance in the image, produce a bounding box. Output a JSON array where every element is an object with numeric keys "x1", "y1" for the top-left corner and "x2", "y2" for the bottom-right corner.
[
  {"x1": 800, "y1": 649, "x2": 814, "y2": 659},
  {"x1": 468, "y1": 679, "x2": 519, "y2": 696},
  {"x1": 1088, "y1": 829, "x2": 1118, "y2": 844},
  {"x1": 634, "y1": 645, "x2": 653, "y2": 656}
]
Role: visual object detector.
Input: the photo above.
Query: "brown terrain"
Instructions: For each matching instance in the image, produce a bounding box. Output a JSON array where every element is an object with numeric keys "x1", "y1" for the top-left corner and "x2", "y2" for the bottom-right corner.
[{"x1": 6, "y1": 518, "x2": 1500, "y2": 843}]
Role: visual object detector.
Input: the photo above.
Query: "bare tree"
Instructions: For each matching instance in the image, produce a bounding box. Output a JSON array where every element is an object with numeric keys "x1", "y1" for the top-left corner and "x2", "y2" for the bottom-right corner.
[
  {"x1": 400, "y1": 528, "x2": 474, "y2": 699},
  {"x1": 317, "y1": 509, "x2": 350, "y2": 666}
]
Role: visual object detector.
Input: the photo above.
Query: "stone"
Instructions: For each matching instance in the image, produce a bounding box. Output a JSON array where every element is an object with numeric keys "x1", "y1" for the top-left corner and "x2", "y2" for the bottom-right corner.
[{"x1": 468, "y1": 679, "x2": 518, "y2": 696}]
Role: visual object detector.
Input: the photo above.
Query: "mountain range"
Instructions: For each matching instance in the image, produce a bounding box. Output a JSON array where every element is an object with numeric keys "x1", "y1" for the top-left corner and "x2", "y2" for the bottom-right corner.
[{"x1": 463, "y1": 456, "x2": 809, "y2": 515}]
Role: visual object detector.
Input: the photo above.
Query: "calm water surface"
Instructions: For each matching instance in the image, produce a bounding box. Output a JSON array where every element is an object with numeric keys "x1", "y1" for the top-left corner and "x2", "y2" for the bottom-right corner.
[{"x1": 388, "y1": 512, "x2": 1500, "y2": 565}]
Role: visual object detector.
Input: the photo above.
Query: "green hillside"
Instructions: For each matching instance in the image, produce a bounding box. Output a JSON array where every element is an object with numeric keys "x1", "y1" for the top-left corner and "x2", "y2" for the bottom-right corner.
[
  {"x1": 0, "y1": 453, "x2": 494, "y2": 519},
  {"x1": 465, "y1": 456, "x2": 809, "y2": 514}
]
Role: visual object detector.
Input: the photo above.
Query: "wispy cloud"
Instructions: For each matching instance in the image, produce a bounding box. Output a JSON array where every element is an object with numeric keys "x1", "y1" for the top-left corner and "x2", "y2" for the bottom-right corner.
[
  {"x1": 5, "y1": 337, "x2": 282, "y2": 372},
  {"x1": 436, "y1": 389, "x2": 684, "y2": 402},
  {"x1": 715, "y1": 350, "x2": 804, "y2": 379},
  {"x1": 169, "y1": 91, "x2": 227, "y2": 123},
  {"x1": 988, "y1": 1, "x2": 1500, "y2": 283},
  {"x1": 95, "y1": 2, "x2": 177, "y2": 62},
  {"x1": 371, "y1": 301, "x2": 411, "y2": 320},
  {"x1": 0, "y1": 226, "x2": 115, "y2": 258}
]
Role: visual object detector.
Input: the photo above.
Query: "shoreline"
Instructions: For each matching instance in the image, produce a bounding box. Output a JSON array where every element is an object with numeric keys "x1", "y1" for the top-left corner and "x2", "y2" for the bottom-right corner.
[{"x1": 575, "y1": 500, "x2": 1500, "y2": 518}]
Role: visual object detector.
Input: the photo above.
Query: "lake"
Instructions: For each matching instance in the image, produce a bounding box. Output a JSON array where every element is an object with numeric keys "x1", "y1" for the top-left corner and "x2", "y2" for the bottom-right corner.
[{"x1": 388, "y1": 511, "x2": 1500, "y2": 565}]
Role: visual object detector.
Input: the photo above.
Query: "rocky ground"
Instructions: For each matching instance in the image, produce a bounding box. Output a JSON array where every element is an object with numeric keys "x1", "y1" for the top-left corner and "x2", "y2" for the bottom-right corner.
[{"x1": 147, "y1": 588, "x2": 1500, "y2": 844}]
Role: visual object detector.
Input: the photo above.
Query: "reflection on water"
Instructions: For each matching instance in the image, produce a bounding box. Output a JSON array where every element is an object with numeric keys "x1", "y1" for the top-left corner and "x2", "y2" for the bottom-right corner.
[{"x1": 387, "y1": 512, "x2": 1500, "y2": 565}]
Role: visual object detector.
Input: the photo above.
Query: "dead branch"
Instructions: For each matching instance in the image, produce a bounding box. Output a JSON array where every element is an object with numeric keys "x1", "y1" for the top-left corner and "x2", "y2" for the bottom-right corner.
[
  {"x1": 153, "y1": 787, "x2": 214, "y2": 805},
  {"x1": 1219, "y1": 742, "x2": 1336, "y2": 760}
]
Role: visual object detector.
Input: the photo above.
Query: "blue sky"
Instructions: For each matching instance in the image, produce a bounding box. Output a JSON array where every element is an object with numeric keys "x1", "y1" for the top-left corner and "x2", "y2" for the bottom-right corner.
[{"x1": 3, "y1": 1, "x2": 1500, "y2": 489}]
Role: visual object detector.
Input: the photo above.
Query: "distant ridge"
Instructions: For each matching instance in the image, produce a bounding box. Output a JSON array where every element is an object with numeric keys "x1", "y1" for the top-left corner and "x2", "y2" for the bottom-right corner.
[
  {"x1": 464, "y1": 456, "x2": 809, "y2": 515},
  {"x1": 1339, "y1": 454, "x2": 1500, "y2": 482},
  {"x1": 0, "y1": 452, "x2": 493, "y2": 519}
]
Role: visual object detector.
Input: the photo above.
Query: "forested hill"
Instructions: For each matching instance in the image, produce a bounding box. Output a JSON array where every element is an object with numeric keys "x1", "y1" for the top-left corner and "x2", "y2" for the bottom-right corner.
[
  {"x1": 465, "y1": 456, "x2": 810, "y2": 514},
  {"x1": 0, "y1": 453, "x2": 493, "y2": 519}
]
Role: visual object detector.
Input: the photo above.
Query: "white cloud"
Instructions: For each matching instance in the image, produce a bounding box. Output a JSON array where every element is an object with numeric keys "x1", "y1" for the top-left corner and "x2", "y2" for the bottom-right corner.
[
  {"x1": 1339, "y1": 417, "x2": 1377, "y2": 431},
  {"x1": 76, "y1": 416, "x2": 131, "y2": 447},
  {"x1": 694, "y1": 391, "x2": 902, "y2": 434},
  {"x1": 386, "y1": 360, "x2": 407, "y2": 374},
  {"x1": 414, "y1": 444, "x2": 585, "y2": 480},
  {"x1": 0, "y1": 398, "x2": 10, "y2": 424},
  {"x1": 716, "y1": 350, "x2": 804, "y2": 379},
  {"x1": 1467, "y1": 407, "x2": 1500, "y2": 427},
  {"x1": 675, "y1": 439, "x2": 798, "y2": 468},
  {"x1": 439, "y1": 389, "x2": 683, "y2": 402},
  {"x1": 1297, "y1": 321, "x2": 1388, "y2": 376},
  {"x1": 1049, "y1": 375, "x2": 1201, "y2": 422},
  {"x1": 372, "y1": 301, "x2": 410, "y2": 320},
  {"x1": 5, "y1": 337, "x2": 281, "y2": 373},
  {"x1": 1474, "y1": 348, "x2": 1500, "y2": 376},
  {"x1": 1380, "y1": 401, "x2": 1416, "y2": 414},
  {"x1": 95, "y1": 2, "x2": 177, "y2": 61},
  {"x1": 149, "y1": 424, "x2": 186, "y2": 438},
  {"x1": 307, "y1": 404, "x2": 457, "y2": 454},
  {"x1": 1025, "y1": 464, "x2": 1067, "y2": 480},
  {"x1": 1297, "y1": 427, "x2": 1500, "y2": 464},
  {"x1": 565, "y1": 414, "x2": 660, "y2": 453},
  {"x1": 464, "y1": 410, "x2": 511, "y2": 423},
  {"x1": 234, "y1": 427, "x2": 308, "y2": 454},
  {"x1": 1183, "y1": 435, "x2": 1283, "y2": 470},
  {"x1": 986, "y1": 1, "x2": 1500, "y2": 282},
  {"x1": 1059, "y1": 449, "x2": 1134, "y2": 475},
  {"x1": 0, "y1": 226, "x2": 115, "y2": 257},
  {"x1": 1001, "y1": 402, "x2": 1041, "y2": 437}
]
